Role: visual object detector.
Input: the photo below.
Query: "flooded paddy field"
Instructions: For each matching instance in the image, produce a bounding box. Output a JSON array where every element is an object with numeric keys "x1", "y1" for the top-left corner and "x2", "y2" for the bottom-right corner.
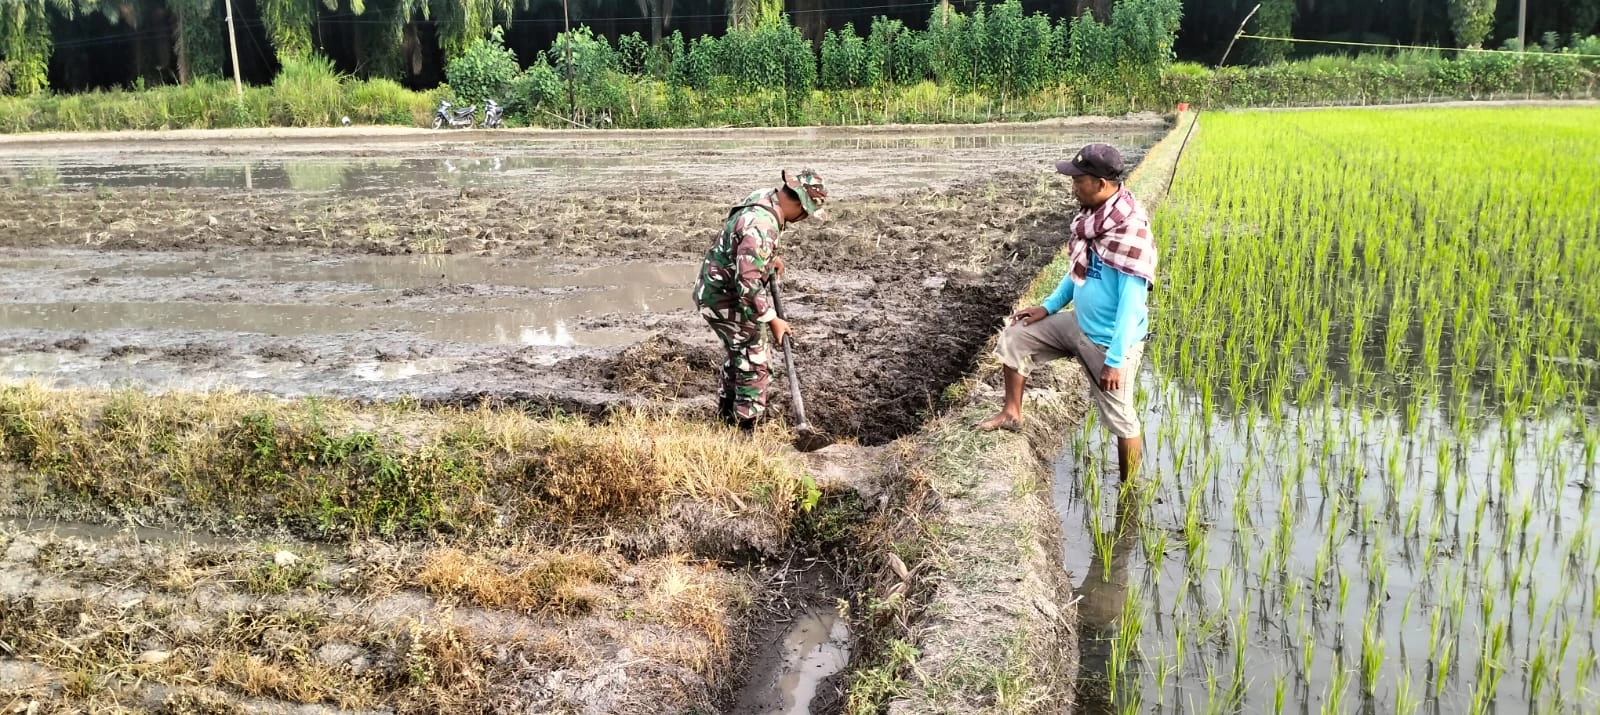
[
  {"x1": 1056, "y1": 107, "x2": 1600, "y2": 714},
  {"x1": 0, "y1": 118, "x2": 1168, "y2": 713},
  {"x1": 0, "y1": 118, "x2": 1164, "y2": 445}
]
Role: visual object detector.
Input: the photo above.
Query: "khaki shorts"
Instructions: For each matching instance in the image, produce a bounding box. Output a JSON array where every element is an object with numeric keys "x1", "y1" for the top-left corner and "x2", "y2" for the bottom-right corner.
[{"x1": 996, "y1": 310, "x2": 1144, "y2": 438}]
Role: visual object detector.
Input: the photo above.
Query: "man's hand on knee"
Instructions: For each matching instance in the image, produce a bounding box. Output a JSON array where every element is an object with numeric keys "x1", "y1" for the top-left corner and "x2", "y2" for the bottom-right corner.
[
  {"x1": 1009, "y1": 306, "x2": 1048, "y2": 326},
  {"x1": 1101, "y1": 365, "x2": 1123, "y2": 393}
]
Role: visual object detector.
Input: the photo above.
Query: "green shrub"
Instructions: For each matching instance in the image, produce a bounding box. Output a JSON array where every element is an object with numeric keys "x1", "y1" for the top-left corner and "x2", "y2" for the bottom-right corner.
[
  {"x1": 822, "y1": 23, "x2": 870, "y2": 90},
  {"x1": 270, "y1": 54, "x2": 343, "y2": 126},
  {"x1": 511, "y1": 58, "x2": 566, "y2": 119},
  {"x1": 349, "y1": 78, "x2": 432, "y2": 125},
  {"x1": 445, "y1": 27, "x2": 521, "y2": 105},
  {"x1": 617, "y1": 32, "x2": 649, "y2": 75},
  {"x1": 671, "y1": 34, "x2": 716, "y2": 90},
  {"x1": 1572, "y1": 34, "x2": 1600, "y2": 67},
  {"x1": 890, "y1": 29, "x2": 933, "y2": 85}
]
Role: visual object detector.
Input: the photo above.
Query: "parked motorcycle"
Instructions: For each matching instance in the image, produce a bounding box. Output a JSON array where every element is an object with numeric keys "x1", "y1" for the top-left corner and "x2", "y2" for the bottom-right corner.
[
  {"x1": 432, "y1": 101, "x2": 477, "y2": 130},
  {"x1": 481, "y1": 100, "x2": 505, "y2": 129}
]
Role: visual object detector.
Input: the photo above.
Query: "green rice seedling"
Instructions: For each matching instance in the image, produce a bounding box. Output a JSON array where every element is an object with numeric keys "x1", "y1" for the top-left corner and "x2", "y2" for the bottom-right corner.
[
  {"x1": 1138, "y1": 106, "x2": 1600, "y2": 712},
  {"x1": 1184, "y1": 492, "x2": 1205, "y2": 567},
  {"x1": 1152, "y1": 653, "x2": 1171, "y2": 706},
  {"x1": 1395, "y1": 669, "x2": 1421, "y2": 715},
  {"x1": 1141, "y1": 522, "x2": 1170, "y2": 574},
  {"x1": 1302, "y1": 619, "x2": 1317, "y2": 681},
  {"x1": 1525, "y1": 564, "x2": 1540, "y2": 623},
  {"x1": 1530, "y1": 640, "x2": 1551, "y2": 706},
  {"x1": 1473, "y1": 618, "x2": 1508, "y2": 709},
  {"x1": 1434, "y1": 636, "x2": 1455, "y2": 699},
  {"x1": 1575, "y1": 649, "x2": 1595, "y2": 697},
  {"x1": 1359, "y1": 604, "x2": 1385, "y2": 697},
  {"x1": 1337, "y1": 573, "x2": 1351, "y2": 620},
  {"x1": 1094, "y1": 521, "x2": 1116, "y2": 583},
  {"x1": 1583, "y1": 422, "x2": 1599, "y2": 481},
  {"x1": 1173, "y1": 622, "x2": 1187, "y2": 683},
  {"x1": 1368, "y1": 537, "x2": 1389, "y2": 599},
  {"x1": 1227, "y1": 613, "x2": 1249, "y2": 708},
  {"x1": 1201, "y1": 663, "x2": 1225, "y2": 714},
  {"x1": 1109, "y1": 583, "x2": 1145, "y2": 704},
  {"x1": 1323, "y1": 654, "x2": 1350, "y2": 715}
]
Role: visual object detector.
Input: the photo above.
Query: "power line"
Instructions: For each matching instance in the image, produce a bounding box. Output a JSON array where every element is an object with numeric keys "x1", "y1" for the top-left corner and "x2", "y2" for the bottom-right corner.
[{"x1": 49, "y1": 27, "x2": 172, "y2": 50}]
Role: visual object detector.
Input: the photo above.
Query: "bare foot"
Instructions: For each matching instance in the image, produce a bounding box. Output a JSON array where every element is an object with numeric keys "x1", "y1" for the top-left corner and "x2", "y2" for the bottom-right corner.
[{"x1": 974, "y1": 412, "x2": 1022, "y2": 432}]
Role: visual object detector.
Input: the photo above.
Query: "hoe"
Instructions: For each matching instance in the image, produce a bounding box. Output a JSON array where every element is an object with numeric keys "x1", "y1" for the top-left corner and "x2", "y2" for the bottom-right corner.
[{"x1": 768, "y1": 279, "x2": 834, "y2": 453}]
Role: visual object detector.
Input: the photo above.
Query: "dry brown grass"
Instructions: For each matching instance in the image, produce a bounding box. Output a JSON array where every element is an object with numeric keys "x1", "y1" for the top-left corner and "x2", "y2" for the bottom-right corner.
[
  {"x1": 0, "y1": 537, "x2": 770, "y2": 715},
  {"x1": 393, "y1": 618, "x2": 496, "y2": 714},
  {"x1": 416, "y1": 547, "x2": 615, "y2": 615},
  {"x1": 636, "y1": 557, "x2": 746, "y2": 655},
  {"x1": 209, "y1": 652, "x2": 338, "y2": 704},
  {"x1": 523, "y1": 410, "x2": 806, "y2": 521}
]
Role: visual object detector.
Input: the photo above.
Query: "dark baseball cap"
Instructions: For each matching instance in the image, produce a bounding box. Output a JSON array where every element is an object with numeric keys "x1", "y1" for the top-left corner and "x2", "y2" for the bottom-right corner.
[{"x1": 1056, "y1": 143, "x2": 1124, "y2": 180}]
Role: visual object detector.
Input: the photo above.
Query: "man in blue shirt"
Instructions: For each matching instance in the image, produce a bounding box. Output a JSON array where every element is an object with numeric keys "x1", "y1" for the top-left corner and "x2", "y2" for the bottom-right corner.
[{"x1": 977, "y1": 144, "x2": 1157, "y2": 482}]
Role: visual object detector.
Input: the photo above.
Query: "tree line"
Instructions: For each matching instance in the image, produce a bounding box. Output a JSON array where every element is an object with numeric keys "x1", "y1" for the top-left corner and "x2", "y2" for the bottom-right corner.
[{"x1": 3, "y1": 0, "x2": 1598, "y2": 97}]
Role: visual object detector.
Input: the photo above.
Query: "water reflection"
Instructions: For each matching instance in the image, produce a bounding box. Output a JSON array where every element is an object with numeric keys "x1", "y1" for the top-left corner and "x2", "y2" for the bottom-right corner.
[{"x1": 0, "y1": 252, "x2": 698, "y2": 347}]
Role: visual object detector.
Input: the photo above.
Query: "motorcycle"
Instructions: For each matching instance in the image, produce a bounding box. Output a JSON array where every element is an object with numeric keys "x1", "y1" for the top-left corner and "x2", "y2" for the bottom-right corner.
[
  {"x1": 481, "y1": 99, "x2": 505, "y2": 129},
  {"x1": 432, "y1": 100, "x2": 477, "y2": 130}
]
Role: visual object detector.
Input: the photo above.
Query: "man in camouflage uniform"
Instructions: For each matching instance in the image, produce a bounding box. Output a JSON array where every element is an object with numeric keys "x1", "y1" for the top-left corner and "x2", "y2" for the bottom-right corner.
[{"x1": 693, "y1": 169, "x2": 829, "y2": 433}]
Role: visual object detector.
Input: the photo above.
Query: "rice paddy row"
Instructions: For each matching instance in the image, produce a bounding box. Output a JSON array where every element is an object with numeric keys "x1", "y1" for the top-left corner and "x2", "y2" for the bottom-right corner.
[{"x1": 1073, "y1": 106, "x2": 1600, "y2": 714}]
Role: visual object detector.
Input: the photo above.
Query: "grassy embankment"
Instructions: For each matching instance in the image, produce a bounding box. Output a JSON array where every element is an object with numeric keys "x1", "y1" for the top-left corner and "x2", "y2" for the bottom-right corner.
[{"x1": 0, "y1": 383, "x2": 824, "y2": 712}]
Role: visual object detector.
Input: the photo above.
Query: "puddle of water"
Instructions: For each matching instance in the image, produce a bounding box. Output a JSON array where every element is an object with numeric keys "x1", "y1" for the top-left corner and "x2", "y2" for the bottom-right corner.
[
  {"x1": 0, "y1": 352, "x2": 98, "y2": 374},
  {"x1": 0, "y1": 303, "x2": 652, "y2": 347},
  {"x1": 731, "y1": 606, "x2": 851, "y2": 715},
  {"x1": 0, "y1": 254, "x2": 696, "y2": 347},
  {"x1": 86, "y1": 253, "x2": 692, "y2": 295},
  {"x1": 348, "y1": 358, "x2": 460, "y2": 382},
  {"x1": 1056, "y1": 371, "x2": 1600, "y2": 715}
]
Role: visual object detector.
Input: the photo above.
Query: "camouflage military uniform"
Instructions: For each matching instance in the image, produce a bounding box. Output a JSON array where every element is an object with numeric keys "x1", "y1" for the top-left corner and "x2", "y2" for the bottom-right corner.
[{"x1": 693, "y1": 170, "x2": 827, "y2": 427}]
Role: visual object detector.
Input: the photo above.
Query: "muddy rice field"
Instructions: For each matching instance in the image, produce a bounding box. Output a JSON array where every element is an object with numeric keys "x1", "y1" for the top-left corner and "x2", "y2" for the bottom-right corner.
[
  {"x1": 0, "y1": 117, "x2": 1166, "y2": 713},
  {"x1": 0, "y1": 118, "x2": 1163, "y2": 443}
]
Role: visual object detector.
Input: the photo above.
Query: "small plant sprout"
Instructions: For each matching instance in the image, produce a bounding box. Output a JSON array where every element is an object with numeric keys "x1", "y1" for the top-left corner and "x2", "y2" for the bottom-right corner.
[{"x1": 1360, "y1": 604, "x2": 1384, "y2": 697}]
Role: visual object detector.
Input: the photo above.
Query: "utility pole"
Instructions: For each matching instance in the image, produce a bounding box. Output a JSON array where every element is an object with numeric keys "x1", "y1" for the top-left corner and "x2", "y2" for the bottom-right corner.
[
  {"x1": 1516, "y1": 0, "x2": 1527, "y2": 53},
  {"x1": 224, "y1": 0, "x2": 244, "y2": 97},
  {"x1": 563, "y1": 0, "x2": 576, "y2": 123}
]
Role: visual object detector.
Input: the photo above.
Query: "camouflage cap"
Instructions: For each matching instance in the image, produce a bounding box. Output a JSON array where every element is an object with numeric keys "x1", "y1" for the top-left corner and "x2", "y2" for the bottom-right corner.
[{"x1": 782, "y1": 169, "x2": 829, "y2": 222}]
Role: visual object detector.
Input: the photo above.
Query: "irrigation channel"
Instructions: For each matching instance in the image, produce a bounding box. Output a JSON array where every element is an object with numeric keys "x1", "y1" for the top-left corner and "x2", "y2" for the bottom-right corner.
[{"x1": 1057, "y1": 106, "x2": 1600, "y2": 714}]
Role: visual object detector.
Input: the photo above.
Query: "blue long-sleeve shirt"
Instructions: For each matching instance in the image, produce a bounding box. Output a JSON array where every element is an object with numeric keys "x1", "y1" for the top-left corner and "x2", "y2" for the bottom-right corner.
[{"x1": 1040, "y1": 251, "x2": 1149, "y2": 368}]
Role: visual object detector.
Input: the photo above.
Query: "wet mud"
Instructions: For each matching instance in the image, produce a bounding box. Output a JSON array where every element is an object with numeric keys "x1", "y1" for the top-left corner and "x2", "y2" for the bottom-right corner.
[
  {"x1": 730, "y1": 606, "x2": 852, "y2": 715},
  {"x1": 0, "y1": 120, "x2": 1166, "y2": 445}
]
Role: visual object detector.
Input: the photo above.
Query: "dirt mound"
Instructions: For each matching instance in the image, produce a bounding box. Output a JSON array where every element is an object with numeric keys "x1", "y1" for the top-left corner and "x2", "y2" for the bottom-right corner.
[
  {"x1": 603, "y1": 335, "x2": 723, "y2": 400},
  {"x1": 160, "y1": 343, "x2": 232, "y2": 363}
]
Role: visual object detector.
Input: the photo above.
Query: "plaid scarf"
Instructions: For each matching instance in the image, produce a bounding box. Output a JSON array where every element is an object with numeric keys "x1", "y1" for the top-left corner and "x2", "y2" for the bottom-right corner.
[{"x1": 1069, "y1": 188, "x2": 1157, "y2": 286}]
